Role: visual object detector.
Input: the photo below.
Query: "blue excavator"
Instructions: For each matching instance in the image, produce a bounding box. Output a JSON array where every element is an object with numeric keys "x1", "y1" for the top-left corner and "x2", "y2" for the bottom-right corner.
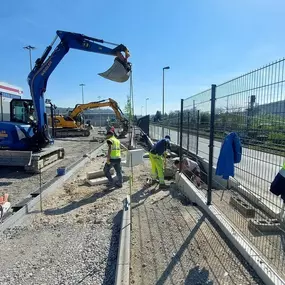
[{"x1": 0, "y1": 30, "x2": 131, "y2": 172}]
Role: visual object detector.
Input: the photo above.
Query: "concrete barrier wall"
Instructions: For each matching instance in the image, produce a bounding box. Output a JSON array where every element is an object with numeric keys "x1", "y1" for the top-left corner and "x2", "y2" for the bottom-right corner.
[{"x1": 175, "y1": 172, "x2": 285, "y2": 285}]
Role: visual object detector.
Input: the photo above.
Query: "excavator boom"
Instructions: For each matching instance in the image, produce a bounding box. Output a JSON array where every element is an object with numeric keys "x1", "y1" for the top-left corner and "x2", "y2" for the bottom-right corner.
[
  {"x1": 70, "y1": 98, "x2": 123, "y2": 118},
  {"x1": 0, "y1": 31, "x2": 131, "y2": 172}
]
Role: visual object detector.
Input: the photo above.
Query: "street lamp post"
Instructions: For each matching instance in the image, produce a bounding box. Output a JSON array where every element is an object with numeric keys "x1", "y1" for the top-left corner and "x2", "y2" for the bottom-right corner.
[
  {"x1": 98, "y1": 96, "x2": 101, "y2": 128},
  {"x1": 79, "y1": 83, "x2": 85, "y2": 104},
  {"x1": 0, "y1": 92, "x2": 3, "y2": 121},
  {"x1": 145, "y1": 98, "x2": 149, "y2": 116},
  {"x1": 23, "y1": 45, "x2": 36, "y2": 71},
  {"x1": 162, "y1": 66, "x2": 170, "y2": 117}
]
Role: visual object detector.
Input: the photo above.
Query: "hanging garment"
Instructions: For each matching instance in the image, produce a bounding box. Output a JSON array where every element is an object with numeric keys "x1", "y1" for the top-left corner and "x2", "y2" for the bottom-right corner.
[{"x1": 215, "y1": 132, "x2": 242, "y2": 180}]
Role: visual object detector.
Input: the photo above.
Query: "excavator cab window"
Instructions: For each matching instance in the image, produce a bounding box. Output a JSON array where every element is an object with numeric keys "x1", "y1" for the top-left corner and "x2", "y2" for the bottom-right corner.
[
  {"x1": 63, "y1": 116, "x2": 75, "y2": 122},
  {"x1": 10, "y1": 99, "x2": 36, "y2": 124}
]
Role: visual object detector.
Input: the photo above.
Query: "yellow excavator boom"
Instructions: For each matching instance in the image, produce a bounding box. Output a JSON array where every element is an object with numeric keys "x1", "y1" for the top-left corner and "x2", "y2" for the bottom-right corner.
[
  {"x1": 52, "y1": 98, "x2": 129, "y2": 137},
  {"x1": 70, "y1": 98, "x2": 124, "y2": 121}
]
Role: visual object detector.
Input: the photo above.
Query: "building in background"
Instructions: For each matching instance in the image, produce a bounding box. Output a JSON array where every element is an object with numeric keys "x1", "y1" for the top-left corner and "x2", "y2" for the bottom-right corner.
[{"x1": 0, "y1": 82, "x2": 23, "y2": 121}]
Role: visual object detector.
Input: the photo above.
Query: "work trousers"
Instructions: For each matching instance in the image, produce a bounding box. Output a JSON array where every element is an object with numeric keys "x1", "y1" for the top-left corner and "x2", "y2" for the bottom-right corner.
[
  {"x1": 104, "y1": 159, "x2": 123, "y2": 185},
  {"x1": 149, "y1": 153, "x2": 165, "y2": 184}
]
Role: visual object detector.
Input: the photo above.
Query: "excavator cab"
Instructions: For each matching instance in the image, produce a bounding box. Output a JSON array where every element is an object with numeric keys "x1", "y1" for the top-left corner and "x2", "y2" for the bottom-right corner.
[
  {"x1": 0, "y1": 99, "x2": 38, "y2": 151},
  {"x1": 10, "y1": 99, "x2": 37, "y2": 126}
]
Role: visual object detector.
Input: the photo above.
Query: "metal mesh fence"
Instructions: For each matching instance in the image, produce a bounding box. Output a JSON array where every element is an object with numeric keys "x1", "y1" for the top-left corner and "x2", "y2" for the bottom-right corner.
[
  {"x1": 215, "y1": 60, "x2": 285, "y2": 211},
  {"x1": 149, "y1": 113, "x2": 180, "y2": 144},
  {"x1": 183, "y1": 89, "x2": 212, "y2": 157},
  {"x1": 149, "y1": 58, "x2": 285, "y2": 281}
]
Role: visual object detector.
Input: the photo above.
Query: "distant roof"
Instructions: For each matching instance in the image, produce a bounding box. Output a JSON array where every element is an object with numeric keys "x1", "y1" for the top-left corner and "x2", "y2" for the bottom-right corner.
[{"x1": 0, "y1": 81, "x2": 23, "y2": 95}]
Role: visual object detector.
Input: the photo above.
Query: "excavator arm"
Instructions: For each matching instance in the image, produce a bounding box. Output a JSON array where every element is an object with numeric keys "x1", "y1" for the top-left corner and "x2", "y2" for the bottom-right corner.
[
  {"x1": 69, "y1": 98, "x2": 129, "y2": 136},
  {"x1": 27, "y1": 30, "x2": 131, "y2": 149}
]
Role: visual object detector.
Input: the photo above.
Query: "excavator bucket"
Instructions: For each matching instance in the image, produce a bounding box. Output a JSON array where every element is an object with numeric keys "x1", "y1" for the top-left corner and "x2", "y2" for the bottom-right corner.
[{"x1": 98, "y1": 58, "x2": 131, "y2": 83}]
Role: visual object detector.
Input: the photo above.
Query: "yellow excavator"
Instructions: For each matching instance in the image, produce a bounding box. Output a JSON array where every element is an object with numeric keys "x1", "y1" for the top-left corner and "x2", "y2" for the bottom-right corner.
[{"x1": 51, "y1": 98, "x2": 129, "y2": 138}]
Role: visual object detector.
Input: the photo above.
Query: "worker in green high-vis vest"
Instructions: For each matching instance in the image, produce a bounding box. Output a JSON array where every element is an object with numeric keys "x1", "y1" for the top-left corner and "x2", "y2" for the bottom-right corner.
[{"x1": 104, "y1": 130, "x2": 123, "y2": 188}]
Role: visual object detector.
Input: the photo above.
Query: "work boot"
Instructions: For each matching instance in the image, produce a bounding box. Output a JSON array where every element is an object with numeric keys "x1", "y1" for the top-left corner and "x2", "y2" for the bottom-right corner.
[
  {"x1": 115, "y1": 182, "x2": 123, "y2": 188},
  {"x1": 159, "y1": 183, "x2": 168, "y2": 190},
  {"x1": 106, "y1": 181, "x2": 114, "y2": 187}
]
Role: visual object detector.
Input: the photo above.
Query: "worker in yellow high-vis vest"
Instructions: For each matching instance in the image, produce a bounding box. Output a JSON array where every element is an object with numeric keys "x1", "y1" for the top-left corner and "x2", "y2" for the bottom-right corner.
[{"x1": 104, "y1": 130, "x2": 123, "y2": 188}]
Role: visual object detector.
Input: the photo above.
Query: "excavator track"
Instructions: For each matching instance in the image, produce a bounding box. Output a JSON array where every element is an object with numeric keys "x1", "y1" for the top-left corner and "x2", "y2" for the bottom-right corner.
[
  {"x1": 0, "y1": 147, "x2": 65, "y2": 173},
  {"x1": 25, "y1": 147, "x2": 65, "y2": 173},
  {"x1": 54, "y1": 128, "x2": 90, "y2": 138}
]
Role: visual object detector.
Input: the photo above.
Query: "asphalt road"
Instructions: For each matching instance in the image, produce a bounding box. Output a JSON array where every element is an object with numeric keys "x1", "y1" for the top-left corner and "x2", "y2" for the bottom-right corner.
[{"x1": 150, "y1": 125, "x2": 284, "y2": 213}]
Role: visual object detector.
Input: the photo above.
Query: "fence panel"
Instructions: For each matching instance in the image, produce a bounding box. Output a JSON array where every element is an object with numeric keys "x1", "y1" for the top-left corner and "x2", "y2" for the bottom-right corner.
[
  {"x1": 148, "y1": 59, "x2": 285, "y2": 280},
  {"x1": 151, "y1": 113, "x2": 180, "y2": 144},
  {"x1": 183, "y1": 89, "x2": 212, "y2": 157},
  {"x1": 215, "y1": 60, "x2": 285, "y2": 211},
  {"x1": 207, "y1": 60, "x2": 285, "y2": 280}
]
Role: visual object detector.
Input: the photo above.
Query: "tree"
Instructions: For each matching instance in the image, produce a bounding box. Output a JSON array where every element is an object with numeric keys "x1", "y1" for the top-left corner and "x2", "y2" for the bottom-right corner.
[
  {"x1": 153, "y1": 110, "x2": 162, "y2": 122},
  {"x1": 124, "y1": 95, "x2": 132, "y2": 120},
  {"x1": 200, "y1": 112, "x2": 210, "y2": 125}
]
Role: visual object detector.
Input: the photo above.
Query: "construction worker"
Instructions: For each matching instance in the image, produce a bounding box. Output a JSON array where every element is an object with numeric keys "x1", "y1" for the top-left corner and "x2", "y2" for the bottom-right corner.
[
  {"x1": 106, "y1": 125, "x2": 117, "y2": 137},
  {"x1": 148, "y1": 135, "x2": 171, "y2": 189},
  {"x1": 103, "y1": 130, "x2": 123, "y2": 188},
  {"x1": 23, "y1": 103, "x2": 36, "y2": 125},
  {"x1": 110, "y1": 125, "x2": 115, "y2": 133},
  {"x1": 270, "y1": 161, "x2": 285, "y2": 200},
  {"x1": 174, "y1": 157, "x2": 201, "y2": 187}
]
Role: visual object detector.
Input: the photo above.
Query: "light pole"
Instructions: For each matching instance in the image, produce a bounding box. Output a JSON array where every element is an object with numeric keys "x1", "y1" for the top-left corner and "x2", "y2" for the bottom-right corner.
[
  {"x1": 162, "y1": 66, "x2": 170, "y2": 116},
  {"x1": 98, "y1": 96, "x2": 101, "y2": 128},
  {"x1": 0, "y1": 92, "x2": 3, "y2": 121},
  {"x1": 23, "y1": 45, "x2": 36, "y2": 71},
  {"x1": 79, "y1": 83, "x2": 85, "y2": 104},
  {"x1": 145, "y1": 97, "x2": 149, "y2": 116}
]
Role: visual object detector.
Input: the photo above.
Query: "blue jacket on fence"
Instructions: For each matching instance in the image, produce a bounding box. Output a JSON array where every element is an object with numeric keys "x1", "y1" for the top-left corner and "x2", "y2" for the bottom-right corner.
[{"x1": 215, "y1": 132, "x2": 242, "y2": 180}]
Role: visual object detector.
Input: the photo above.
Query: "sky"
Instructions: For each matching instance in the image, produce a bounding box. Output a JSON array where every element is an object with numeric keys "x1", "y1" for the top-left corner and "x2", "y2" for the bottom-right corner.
[{"x1": 1, "y1": 0, "x2": 285, "y2": 115}]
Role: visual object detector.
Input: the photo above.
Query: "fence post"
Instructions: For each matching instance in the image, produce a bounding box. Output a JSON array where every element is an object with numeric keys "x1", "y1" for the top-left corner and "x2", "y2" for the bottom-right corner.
[
  {"x1": 196, "y1": 110, "x2": 200, "y2": 156},
  {"x1": 207, "y1": 84, "x2": 216, "y2": 205},
  {"x1": 0, "y1": 92, "x2": 3, "y2": 121},
  {"x1": 187, "y1": 111, "x2": 190, "y2": 152},
  {"x1": 177, "y1": 112, "x2": 179, "y2": 145},
  {"x1": 179, "y1": 99, "x2": 184, "y2": 172}
]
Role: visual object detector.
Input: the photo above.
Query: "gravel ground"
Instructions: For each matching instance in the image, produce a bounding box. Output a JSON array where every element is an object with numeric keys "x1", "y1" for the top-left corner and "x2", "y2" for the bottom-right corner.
[
  {"x1": 130, "y1": 162, "x2": 265, "y2": 285},
  {"x1": 0, "y1": 141, "x2": 265, "y2": 285},
  {"x1": 0, "y1": 142, "x2": 137, "y2": 285},
  {"x1": 0, "y1": 129, "x2": 103, "y2": 207}
]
